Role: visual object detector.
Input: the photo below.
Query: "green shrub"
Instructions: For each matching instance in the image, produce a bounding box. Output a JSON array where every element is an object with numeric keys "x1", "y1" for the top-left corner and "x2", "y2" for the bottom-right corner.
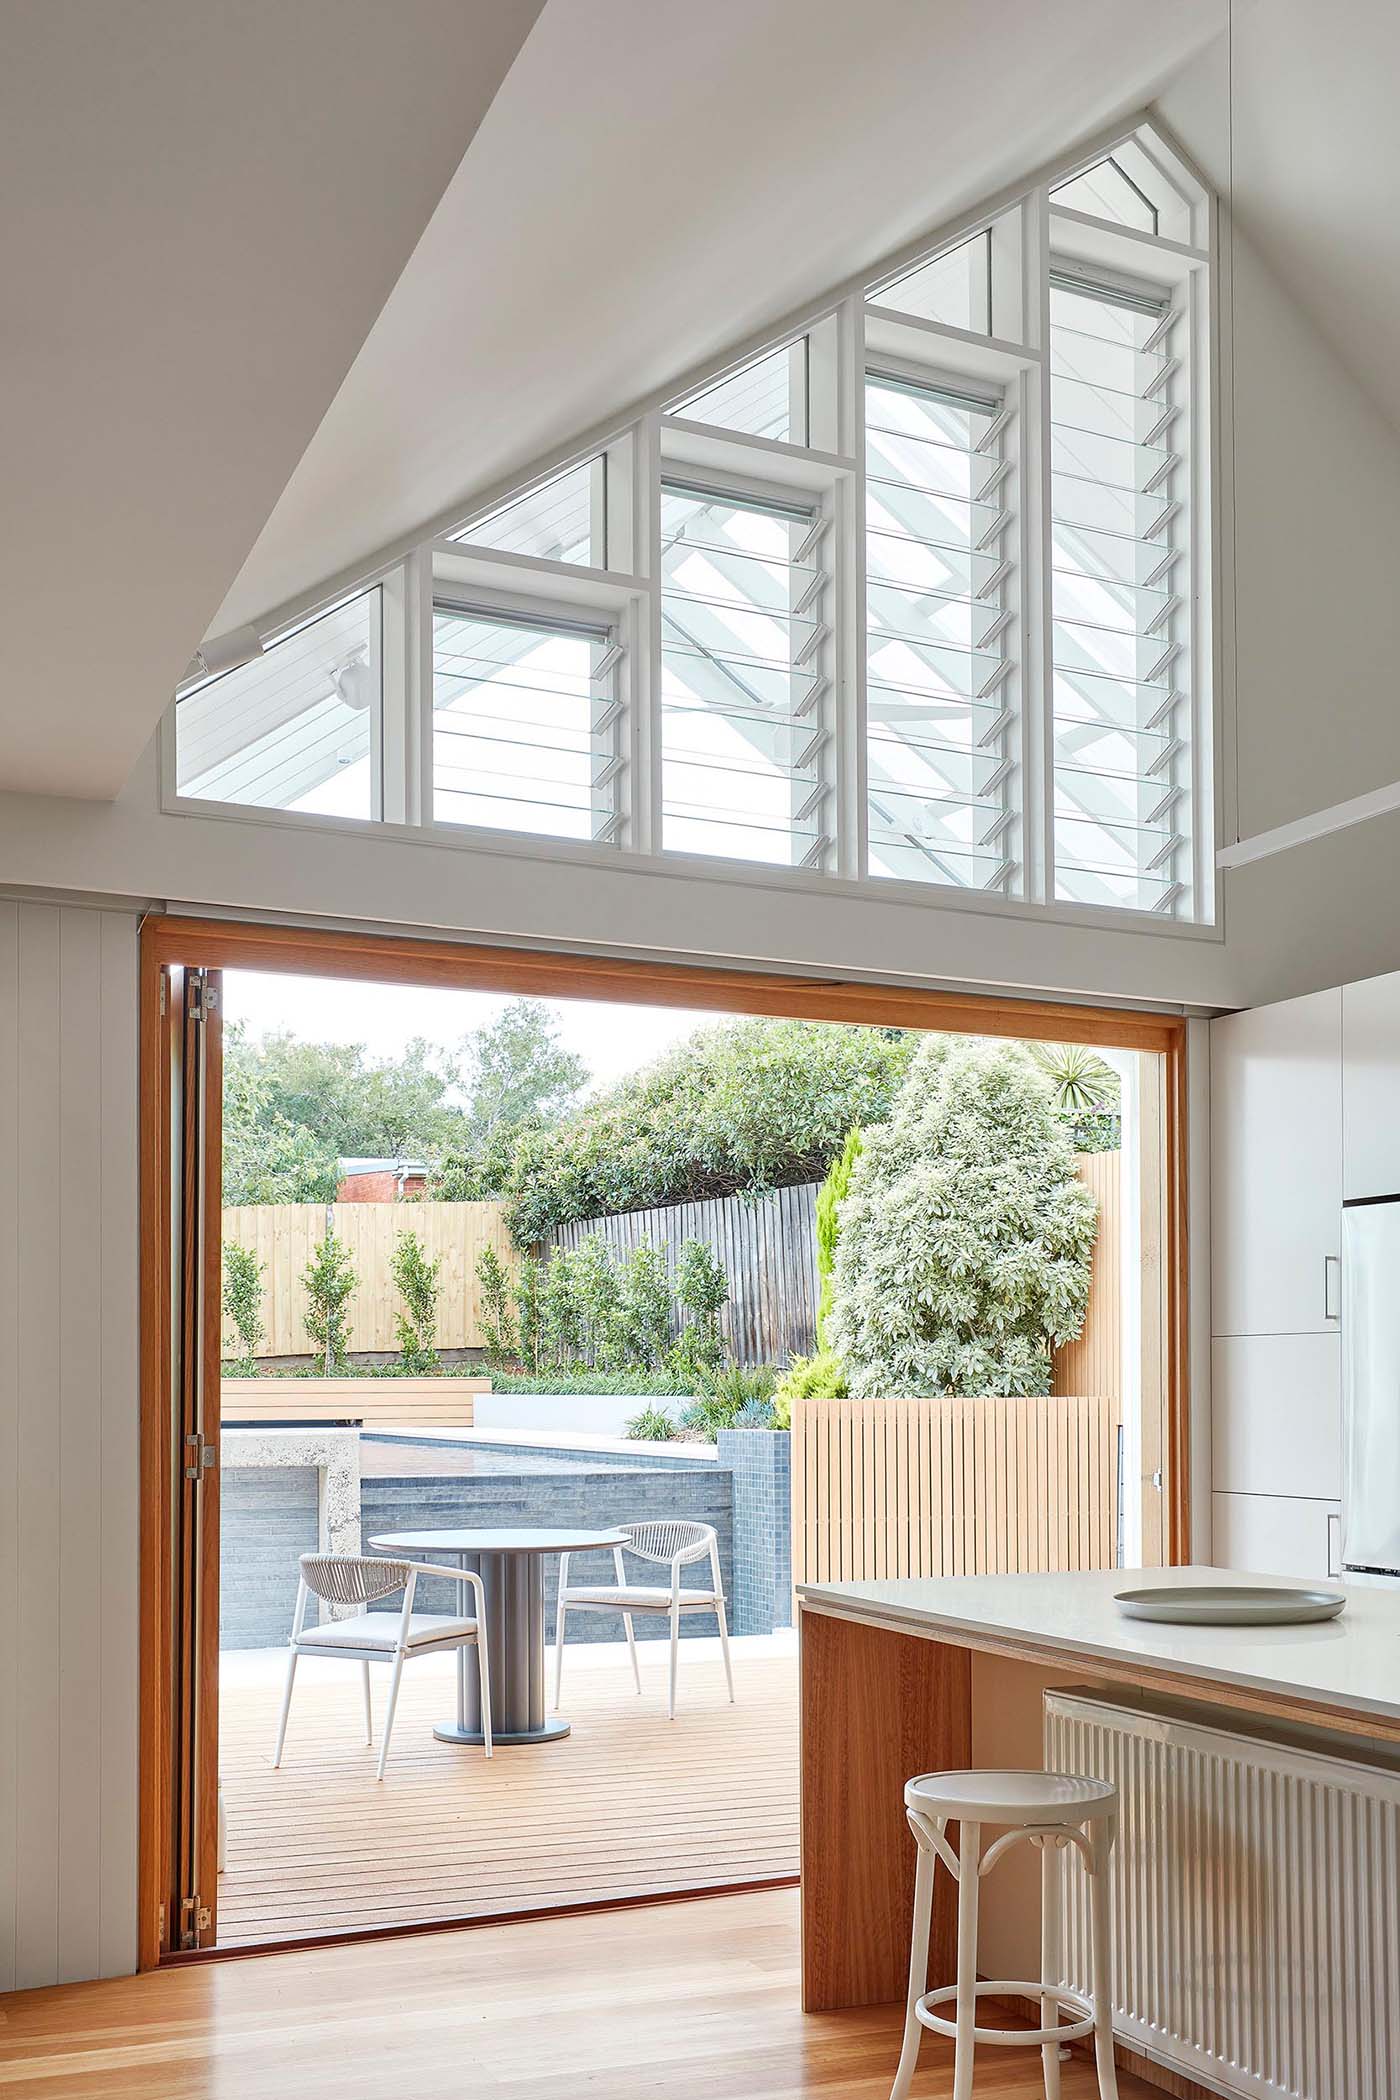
[
  {"x1": 301, "y1": 1232, "x2": 357, "y2": 1373},
  {"x1": 773, "y1": 1345, "x2": 849, "y2": 1415},
  {"x1": 815, "y1": 1126, "x2": 861, "y2": 1345},
  {"x1": 538, "y1": 1248, "x2": 581, "y2": 1368},
  {"x1": 624, "y1": 1402, "x2": 681, "y2": 1442},
  {"x1": 500, "y1": 1018, "x2": 915, "y2": 1244},
  {"x1": 221, "y1": 1241, "x2": 265, "y2": 1374},
  {"x1": 828, "y1": 1038, "x2": 1097, "y2": 1397},
  {"x1": 493, "y1": 1369, "x2": 693, "y2": 1396},
  {"x1": 571, "y1": 1236, "x2": 629, "y2": 1369},
  {"x1": 391, "y1": 1230, "x2": 441, "y2": 1373}
]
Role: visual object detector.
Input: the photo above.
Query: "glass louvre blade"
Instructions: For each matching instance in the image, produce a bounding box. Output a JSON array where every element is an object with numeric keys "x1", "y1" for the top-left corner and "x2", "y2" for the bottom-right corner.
[
  {"x1": 671, "y1": 342, "x2": 806, "y2": 445},
  {"x1": 865, "y1": 373, "x2": 1018, "y2": 893},
  {"x1": 1050, "y1": 277, "x2": 1188, "y2": 913},
  {"x1": 451, "y1": 457, "x2": 605, "y2": 567},
  {"x1": 432, "y1": 606, "x2": 623, "y2": 843},
  {"x1": 660, "y1": 483, "x2": 831, "y2": 868},
  {"x1": 175, "y1": 589, "x2": 379, "y2": 819},
  {"x1": 871, "y1": 230, "x2": 992, "y2": 334}
]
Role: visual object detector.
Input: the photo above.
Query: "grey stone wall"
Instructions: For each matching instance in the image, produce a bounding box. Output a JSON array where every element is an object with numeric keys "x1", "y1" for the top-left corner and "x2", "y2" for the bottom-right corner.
[
  {"x1": 220, "y1": 1465, "x2": 319, "y2": 1648},
  {"x1": 717, "y1": 1429, "x2": 791, "y2": 1635},
  {"x1": 361, "y1": 1463, "x2": 733, "y2": 1644}
]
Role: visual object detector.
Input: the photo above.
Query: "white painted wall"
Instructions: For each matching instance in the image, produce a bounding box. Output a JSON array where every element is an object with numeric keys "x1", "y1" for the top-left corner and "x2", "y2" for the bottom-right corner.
[{"x1": 0, "y1": 903, "x2": 140, "y2": 1989}]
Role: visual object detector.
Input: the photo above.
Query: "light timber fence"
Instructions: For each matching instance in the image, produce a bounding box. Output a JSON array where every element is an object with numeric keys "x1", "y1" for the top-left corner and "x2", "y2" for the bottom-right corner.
[
  {"x1": 220, "y1": 1201, "x2": 515, "y2": 1358},
  {"x1": 220, "y1": 1376, "x2": 487, "y2": 1429},
  {"x1": 548, "y1": 1181, "x2": 821, "y2": 1367},
  {"x1": 789, "y1": 1393, "x2": 1122, "y2": 1586}
]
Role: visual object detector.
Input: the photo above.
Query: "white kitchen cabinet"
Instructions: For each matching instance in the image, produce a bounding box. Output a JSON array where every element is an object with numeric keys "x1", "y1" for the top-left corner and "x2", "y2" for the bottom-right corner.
[
  {"x1": 1343, "y1": 970, "x2": 1400, "y2": 1200},
  {"x1": 1212, "y1": 1491, "x2": 1340, "y2": 1580},
  {"x1": 1211, "y1": 1332, "x2": 1341, "y2": 1501},
  {"x1": 1210, "y1": 988, "x2": 1342, "y2": 1336}
]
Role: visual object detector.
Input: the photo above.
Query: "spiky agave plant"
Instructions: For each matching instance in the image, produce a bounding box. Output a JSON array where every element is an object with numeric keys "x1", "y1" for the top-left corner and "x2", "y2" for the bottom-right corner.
[{"x1": 1027, "y1": 1042, "x2": 1120, "y2": 1116}]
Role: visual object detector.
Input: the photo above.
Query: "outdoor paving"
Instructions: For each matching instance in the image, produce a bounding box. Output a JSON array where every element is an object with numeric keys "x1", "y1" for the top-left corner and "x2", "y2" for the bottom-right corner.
[{"x1": 216, "y1": 1634, "x2": 798, "y2": 1947}]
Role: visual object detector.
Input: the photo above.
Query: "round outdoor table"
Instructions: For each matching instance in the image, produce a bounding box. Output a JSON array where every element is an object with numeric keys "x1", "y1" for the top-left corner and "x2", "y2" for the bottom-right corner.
[{"x1": 368, "y1": 1526, "x2": 627, "y2": 1747}]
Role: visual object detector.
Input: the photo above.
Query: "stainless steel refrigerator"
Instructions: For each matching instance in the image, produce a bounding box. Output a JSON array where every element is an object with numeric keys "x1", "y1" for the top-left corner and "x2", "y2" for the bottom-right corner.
[{"x1": 1342, "y1": 1194, "x2": 1400, "y2": 1576}]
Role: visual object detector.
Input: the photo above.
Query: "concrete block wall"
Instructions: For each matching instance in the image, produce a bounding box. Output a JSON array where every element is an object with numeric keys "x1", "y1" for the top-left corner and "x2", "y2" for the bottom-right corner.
[{"x1": 220, "y1": 1466, "x2": 319, "y2": 1648}]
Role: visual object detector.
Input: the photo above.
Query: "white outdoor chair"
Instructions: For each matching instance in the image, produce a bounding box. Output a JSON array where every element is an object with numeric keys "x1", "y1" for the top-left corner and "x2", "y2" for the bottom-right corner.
[
  {"x1": 272, "y1": 1553, "x2": 492, "y2": 1780},
  {"x1": 552, "y1": 1520, "x2": 734, "y2": 1720}
]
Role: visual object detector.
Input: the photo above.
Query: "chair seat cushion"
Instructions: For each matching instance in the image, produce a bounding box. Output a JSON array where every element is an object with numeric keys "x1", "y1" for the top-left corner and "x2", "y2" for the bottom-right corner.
[
  {"x1": 562, "y1": 1585, "x2": 718, "y2": 1610},
  {"x1": 297, "y1": 1611, "x2": 477, "y2": 1651}
]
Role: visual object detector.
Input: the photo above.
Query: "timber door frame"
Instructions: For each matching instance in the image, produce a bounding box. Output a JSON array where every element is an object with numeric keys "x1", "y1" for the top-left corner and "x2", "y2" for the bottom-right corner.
[{"x1": 136, "y1": 912, "x2": 1190, "y2": 1969}]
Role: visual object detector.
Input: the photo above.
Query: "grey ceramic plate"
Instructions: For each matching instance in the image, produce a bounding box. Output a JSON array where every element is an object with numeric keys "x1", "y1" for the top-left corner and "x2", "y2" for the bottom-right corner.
[{"x1": 1114, "y1": 1584, "x2": 1346, "y2": 1626}]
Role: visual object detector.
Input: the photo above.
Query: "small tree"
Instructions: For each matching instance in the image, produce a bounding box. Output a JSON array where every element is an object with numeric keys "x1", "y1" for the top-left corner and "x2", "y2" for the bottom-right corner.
[
  {"x1": 391, "y1": 1230, "x2": 441, "y2": 1373},
  {"x1": 302, "y1": 1231, "x2": 357, "y2": 1374},
  {"x1": 620, "y1": 1243, "x2": 672, "y2": 1371},
  {"x1": 222, "y1": 1241, "x2": 265, "y2": 1373},
  {"x1": 671, "y1": 1237, "x2": 728, "y2": 1381},
  {"x1": 571, "y1": 1236, "x2": 627, "y2": 1369},
  {"x1": 475, "y1": 1245, "x2": 518, "y2": 1371},
  {"x1": 515, "y1": 1252, "x2": 543, "y2": 1373},
  {"x1": 539, "y1": 1248, "x2": 581, "y2": 1368},
  {"x1": 828, "y1": 1038, "x2": 1097, "y2": 1397}
]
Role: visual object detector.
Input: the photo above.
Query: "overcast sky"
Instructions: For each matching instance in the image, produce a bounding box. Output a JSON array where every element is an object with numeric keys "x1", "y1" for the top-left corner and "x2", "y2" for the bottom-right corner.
[{"x1": 222, "y1": 968, "x2": 725, "y2": 1090}]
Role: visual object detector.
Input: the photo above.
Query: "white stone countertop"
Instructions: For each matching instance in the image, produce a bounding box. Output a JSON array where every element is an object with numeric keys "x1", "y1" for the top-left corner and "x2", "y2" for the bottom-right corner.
[{"x1": 796, "y1": 1564, "x2": 1400, "y2": 1728}]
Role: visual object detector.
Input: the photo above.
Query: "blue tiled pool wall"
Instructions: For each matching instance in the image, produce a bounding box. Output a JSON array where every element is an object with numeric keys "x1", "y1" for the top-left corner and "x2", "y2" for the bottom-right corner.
[{"x1": 220, "y1": 1431, "x2": 793, "y2": 1649}]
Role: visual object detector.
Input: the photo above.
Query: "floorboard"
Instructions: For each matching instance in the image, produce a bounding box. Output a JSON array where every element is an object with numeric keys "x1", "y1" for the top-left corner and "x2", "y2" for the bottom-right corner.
[
  {"x1": 217, "y1": 1640, "x2": 798, "y2": 1945},
  {"x1": 0, "y1": 1889, "x2": 1164, "y2": 2100}
]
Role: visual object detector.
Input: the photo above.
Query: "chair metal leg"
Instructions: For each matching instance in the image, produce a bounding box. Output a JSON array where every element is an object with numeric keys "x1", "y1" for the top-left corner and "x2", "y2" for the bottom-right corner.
[
  {"x1": 668, "y1": 1593, "x2": 681, "y2": 1719},
  {"x1": 1088, "y1": 1823, "x2": 1120, "y2": 2098},
  {"x1": 377, "y1": 1649, "x2": 407, "y2": 1781},
  {"x1": 272, "y1": 1648, "x2": 299, "y2": 1768},
  {"x1": 952, "y1": 1819, "x2": 982, "y2": 2100},
  {"x1": 622, "y1": 1611, "x2": 641, "y2": 1693},
  {"x1": 715, "y1": 1597, "x2": 735, "y2": 1703},
  {"x1": 1041, "y1": 1834, "x2": 1064, "y2": 2100},
  {"x1": 361, "y1": 1661, "x2": 373, "y2": 1745},
  {"x1": 475, "y1": 1635, "x2": 494, "y2": 1758},
  {"x1": 889, "y1": 1823, "x2": 936, "y2": 2100},
  {"x1": 553, "y1": 1600, "x2": 567, "y2": 1712}
]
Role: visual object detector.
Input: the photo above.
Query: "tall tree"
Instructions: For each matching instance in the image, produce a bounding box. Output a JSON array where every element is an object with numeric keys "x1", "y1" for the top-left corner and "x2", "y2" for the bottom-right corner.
[{"x1": 460, "y1": 999, "x2": 588, "y2": 1145}]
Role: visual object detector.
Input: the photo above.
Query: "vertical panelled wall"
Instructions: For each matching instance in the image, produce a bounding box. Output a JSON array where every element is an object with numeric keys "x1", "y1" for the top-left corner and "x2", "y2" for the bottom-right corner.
[{"x1": 0, "y1": 903, "x2": 140, "y2": 1988}]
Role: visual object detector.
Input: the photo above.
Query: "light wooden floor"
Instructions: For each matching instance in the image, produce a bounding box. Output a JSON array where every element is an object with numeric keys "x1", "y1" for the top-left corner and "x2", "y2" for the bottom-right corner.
[
  {"x1": 0, "y1": 1888, "x2": 1162, "y2": 2100},
  {"x1": 217, "y1": 1640, "x2": 798, "y2": 1946}
]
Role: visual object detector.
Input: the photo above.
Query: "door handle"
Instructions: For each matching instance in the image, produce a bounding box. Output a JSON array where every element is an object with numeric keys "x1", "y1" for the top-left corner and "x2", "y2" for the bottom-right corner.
[{"x1": 1324, "y1": 1254, "x2": 1341, "y2": 1322}]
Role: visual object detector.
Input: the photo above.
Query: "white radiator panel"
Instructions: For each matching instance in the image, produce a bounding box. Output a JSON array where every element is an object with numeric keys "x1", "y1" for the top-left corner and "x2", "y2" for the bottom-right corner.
[{"x1": 1044, "y1": 1690, "x2": 1400, "y2": 2100}]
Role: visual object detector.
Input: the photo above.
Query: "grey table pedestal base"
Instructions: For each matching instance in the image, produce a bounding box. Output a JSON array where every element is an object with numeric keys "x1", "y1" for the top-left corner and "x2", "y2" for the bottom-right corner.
[{"x1": 436, "y1": 1547, "x2": 567, "y2": 1747}]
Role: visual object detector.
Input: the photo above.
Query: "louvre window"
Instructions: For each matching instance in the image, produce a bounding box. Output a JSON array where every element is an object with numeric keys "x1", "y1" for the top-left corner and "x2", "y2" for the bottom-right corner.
[
  {"x1": 174, "y1": 590, "x2": 380, "y2": 818},
  {"x1": 865, "y1": 373, "x2": 1016, "y2": 891},
  {"x1": 432, "y1": 604, "x2": 624, "y2": 843},
  {"x1": 872, "y1": 230, "x2": 992, "y2": 334},
  {"x1": 171, "y1": 121, "x2": 1210, "y2": 924},
  {"x1": 672, "y1": 343, "x2": 807, "y2": 445},
  {"x1": 659, "y1": 481, "x2": 831, "y2": 865},
  {"x1": 451, "y1": 457, "x2": 606, "y2": 568},
  {"x1": 1049, "y1": 274, "x2": 1188, "y2": 913}
]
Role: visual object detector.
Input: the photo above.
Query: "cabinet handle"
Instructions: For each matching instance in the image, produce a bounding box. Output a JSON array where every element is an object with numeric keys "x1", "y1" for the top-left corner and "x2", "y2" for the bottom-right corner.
[{"x1": 1324, "y1": 1254, "x2": 1341, "y2": 1321}]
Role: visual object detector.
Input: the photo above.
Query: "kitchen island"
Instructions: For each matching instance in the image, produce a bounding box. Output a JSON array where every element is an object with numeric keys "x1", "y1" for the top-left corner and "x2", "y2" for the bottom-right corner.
[{"x1": 799, "y1": 1564, "x2": 1400, "y2": 2099}]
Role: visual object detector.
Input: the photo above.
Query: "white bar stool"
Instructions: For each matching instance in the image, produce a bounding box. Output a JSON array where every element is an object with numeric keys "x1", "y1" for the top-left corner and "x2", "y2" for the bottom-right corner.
[{"x1": 889, "y1": 1767, "x2": 1119, "y2": 2100}]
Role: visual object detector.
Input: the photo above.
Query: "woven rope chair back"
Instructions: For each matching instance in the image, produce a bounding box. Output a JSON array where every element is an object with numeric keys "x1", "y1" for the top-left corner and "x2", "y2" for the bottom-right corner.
[
  {"x1": 299, "y1": 1554, "x2": 411, "y2": 1607},
  {"x1": 620, "y1": 1520, "x2": 711, "y2": 1565}
]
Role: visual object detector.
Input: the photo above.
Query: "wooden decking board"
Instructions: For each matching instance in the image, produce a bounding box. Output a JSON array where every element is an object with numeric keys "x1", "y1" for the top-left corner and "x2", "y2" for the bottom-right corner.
[{"x1": 217, "y1": 1647, "x2": 799, "y2": 1947}]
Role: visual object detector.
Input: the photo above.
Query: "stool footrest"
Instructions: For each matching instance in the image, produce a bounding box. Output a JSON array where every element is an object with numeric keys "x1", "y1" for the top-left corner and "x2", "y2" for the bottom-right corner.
[{"x1": 915, "y1": 1979, "x2": 1096, "y2": 2048}]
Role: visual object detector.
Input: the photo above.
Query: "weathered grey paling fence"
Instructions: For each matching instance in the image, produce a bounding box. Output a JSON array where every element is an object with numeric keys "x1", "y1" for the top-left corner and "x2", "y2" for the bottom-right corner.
[{"x1": 548, "y1": 1181, "x2": 821, "y2": 1368}]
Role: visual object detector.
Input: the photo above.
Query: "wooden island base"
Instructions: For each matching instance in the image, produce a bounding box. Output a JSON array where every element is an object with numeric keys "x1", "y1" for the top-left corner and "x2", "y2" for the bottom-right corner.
[{"x1": 799, "y1": 1579, "x2": 1400, "y2": 2100}]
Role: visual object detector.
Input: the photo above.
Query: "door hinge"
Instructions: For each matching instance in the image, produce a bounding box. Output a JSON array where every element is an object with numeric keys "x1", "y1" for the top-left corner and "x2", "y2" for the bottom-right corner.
[
  {"x1": 184, "y1": 1433, "x2": 217, "y2": 1481},
  {"x1": 1152, "y1": 1469, "x2": 1164, "y2": 1491},
  {"x1": 179, "y1": 1895, "x2": 212, "y2": 1946},
  {"x1": 158, "y1": 1899, "x2": 166, "y2": 1943},
  {"x1": 159, "y1": 973, "x2": 168, "y2": 1017}
]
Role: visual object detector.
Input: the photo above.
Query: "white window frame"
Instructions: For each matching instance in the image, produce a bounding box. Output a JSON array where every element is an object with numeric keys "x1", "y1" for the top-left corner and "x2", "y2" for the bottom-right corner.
[{"x1": 161, "y1": 114, "x2": 1218, "y2": 939}]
